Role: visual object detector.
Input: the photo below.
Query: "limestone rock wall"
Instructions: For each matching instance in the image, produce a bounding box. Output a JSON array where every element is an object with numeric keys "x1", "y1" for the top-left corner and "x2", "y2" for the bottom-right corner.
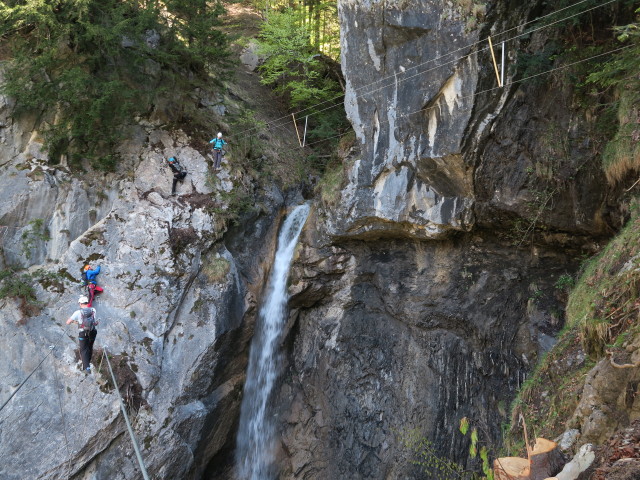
[
  {"x1": 0, "y1": 90, "x2": 285, "y2": 478},
  {"x1": 269, "y1": 0, "x2": 624, "y2": 478},
  {"x1": 333, "y1": 0, "x2": 481, "y2": 239},
  {"x1": 275, "y1": 220, "x2": 575, "y2": 478}
]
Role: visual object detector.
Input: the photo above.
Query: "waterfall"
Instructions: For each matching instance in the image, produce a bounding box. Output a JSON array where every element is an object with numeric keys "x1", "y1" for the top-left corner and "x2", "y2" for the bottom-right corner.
[{"x1": 235, "y1": 204, "x2": 310, "y2": 480}]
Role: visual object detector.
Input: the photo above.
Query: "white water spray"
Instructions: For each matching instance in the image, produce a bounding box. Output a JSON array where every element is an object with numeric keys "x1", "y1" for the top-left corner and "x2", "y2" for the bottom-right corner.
[{"x1": 235, "y1": 204, "x2": 310, "y2": 480}]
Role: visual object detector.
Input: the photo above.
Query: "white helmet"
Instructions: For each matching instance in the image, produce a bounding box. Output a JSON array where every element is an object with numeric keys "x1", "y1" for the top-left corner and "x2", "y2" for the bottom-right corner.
[
  {"x1": 217, "y1": 132, "x2": 222, "y2": 138},
  {"x1": 78, "y1": 296, "x2": 89, "y2": 304}
]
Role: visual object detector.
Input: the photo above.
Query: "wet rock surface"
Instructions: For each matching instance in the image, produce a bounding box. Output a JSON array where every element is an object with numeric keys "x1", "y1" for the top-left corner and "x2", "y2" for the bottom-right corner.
[
  {"x1": 275, "y1": 225, "x2": 575, "y2": 478},
  {"x1": 265, "y1": 0, "x2": 625, "y2": 478}
]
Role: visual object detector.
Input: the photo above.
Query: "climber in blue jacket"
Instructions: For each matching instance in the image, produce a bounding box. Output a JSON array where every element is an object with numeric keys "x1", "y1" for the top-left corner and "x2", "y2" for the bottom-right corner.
[
  {"x1": 81, "y1": 265, "x2": 103, "y2": 307},
  {"x1": 209, "y1": 132, "x2": 227, "y2": 171},
  {"x1": 84, "y1": 265, "x2": 101, "y2": 283}
]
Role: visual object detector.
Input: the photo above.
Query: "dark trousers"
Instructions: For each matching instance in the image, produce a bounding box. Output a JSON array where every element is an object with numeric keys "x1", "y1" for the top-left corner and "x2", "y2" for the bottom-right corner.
[
  {"x1": 213, "y1": 149, "x2": 223, "y2": 169},
  {"x1": 79, "y1": 329, "x2": 97, "y2": 370},
  {"x1": 172, "y1": 172, "x2": 187, "y2": 194}
]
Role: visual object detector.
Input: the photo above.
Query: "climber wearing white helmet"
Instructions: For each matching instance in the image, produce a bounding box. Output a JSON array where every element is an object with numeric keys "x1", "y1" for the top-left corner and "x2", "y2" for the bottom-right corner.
[
  {"x1": 65, "y1": 295, "x2": 98, "y2": 373},
  {"x1": 209, "y1": 132, "x2": 227, "y2": 171}
]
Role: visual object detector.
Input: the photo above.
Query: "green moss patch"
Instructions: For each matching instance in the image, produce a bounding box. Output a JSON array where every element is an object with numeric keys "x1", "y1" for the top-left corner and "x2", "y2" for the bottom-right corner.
[
  {"x1": 202, "y1": 255, "x2": 231, "y2": 283},
  {"x1": 505, "y1": 201, "x2": 640, "y2": 456},
  {"x1": 504, "y1": 327, "x2": 595, "y2": 456},
  {"x1": 567, "y1": 204, "x2": 640, "y2": 358}
]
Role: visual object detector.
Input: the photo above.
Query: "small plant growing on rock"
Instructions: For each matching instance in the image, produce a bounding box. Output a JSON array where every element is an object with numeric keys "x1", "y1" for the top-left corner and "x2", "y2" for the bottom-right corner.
[
  {"x1": 21, "y1": 218, "x2": 50, "y2": 260},
  {"x1": 203, "y1": 255, "x2": 231, "y2": 283},
  {"x1": 398, "y1": 423, "x2": 493, "y2": 479},
  {"x1": 0, "y1": 268, "x2": 40, "y2": 323},
  {"x1": 459, "y1": 417, "x2": 494, "y2": 480},
  {"x1": 554, "y1": 274, "x2": 574, "y2": 291}
]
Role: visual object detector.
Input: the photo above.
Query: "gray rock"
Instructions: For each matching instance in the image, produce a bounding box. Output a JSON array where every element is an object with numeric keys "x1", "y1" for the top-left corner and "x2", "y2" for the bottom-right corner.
[
  {"x1": 555, "y1": 444, "x2": 595, "y2": 480},
  {"x1": 240, "y1": 41, "x2": 262, "y2": 72},
  {"x1": 145, "y1": 29, "x2": 160, "y2": 49},
  {"x1": 0, "y1": 83, "x2": 286, "y2": 478},
  {"x1": 558, "y1": 429, "x2": 581, "y2": 452}
]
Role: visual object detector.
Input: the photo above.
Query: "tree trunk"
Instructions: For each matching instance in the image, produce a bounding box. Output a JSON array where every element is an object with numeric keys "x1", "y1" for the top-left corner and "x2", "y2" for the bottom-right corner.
[
  {"x1": 530, "y1": 438, "x2": 566, "y2": 480},
  {"x1": 313, "y1": 0, "x2": 321, "y2": 47}
]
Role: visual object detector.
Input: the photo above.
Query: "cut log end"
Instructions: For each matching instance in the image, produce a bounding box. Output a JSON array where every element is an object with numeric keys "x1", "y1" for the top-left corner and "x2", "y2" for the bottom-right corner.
[
  {"x1": 494, "y1": 438, "x2": 566, "y2": 480},
  {"x1": 494, "y1": 457, "x2": 530, "y2": 480}
]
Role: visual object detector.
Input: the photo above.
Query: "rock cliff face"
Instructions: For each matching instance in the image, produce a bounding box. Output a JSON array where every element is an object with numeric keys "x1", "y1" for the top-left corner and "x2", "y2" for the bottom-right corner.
[
  {"x1": 0, "y1": 0, "x2": 630, "y2": 479},
  {"x1": 0, "y1": 79, "x2": 289, "y2": 479},
  {"x1": 270, "y1": 0, "x2": 624, "y2": 478}
]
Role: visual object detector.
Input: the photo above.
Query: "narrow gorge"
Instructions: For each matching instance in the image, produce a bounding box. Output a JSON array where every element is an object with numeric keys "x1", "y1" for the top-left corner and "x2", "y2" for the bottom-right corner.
[{"x1": 0, "y1": 0, "x2": 638, "y2": 479}]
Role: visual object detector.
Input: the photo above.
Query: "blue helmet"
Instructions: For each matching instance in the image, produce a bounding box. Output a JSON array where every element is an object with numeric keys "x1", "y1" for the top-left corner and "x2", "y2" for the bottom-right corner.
[{"x1": 169, "y1": 157, "x2": 175, "y2": 162}]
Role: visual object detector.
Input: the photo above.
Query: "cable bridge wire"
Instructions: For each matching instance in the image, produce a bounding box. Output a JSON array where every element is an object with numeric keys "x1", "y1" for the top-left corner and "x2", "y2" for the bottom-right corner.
[
  {"x1": 229, "y1": 0, "x2": 622, "y2": 140},
  {"x1": 270, "y1": 43, "x2": 633, "y2": 158},
  {"x1": 102, "y1": 345, "x2": 151, "y2": 480},
  {"x1": 0, "y1": 329, "x2": 67, "y2": 414},
  {"x1": 51, "y1": 351, "x2": 73, "y2": 479},
  {"x1": 0, "y1": 319, "x2": 151, "y2": 479},
  {"x1": 298, "y1": 0, "x2": 622, "y2": 134},
  {"x1": 0, "y1": 325, "x2": 72, "y2": 477},
  {"x1": 0, "y1": 316, "x2": 141, "y2": 480}
]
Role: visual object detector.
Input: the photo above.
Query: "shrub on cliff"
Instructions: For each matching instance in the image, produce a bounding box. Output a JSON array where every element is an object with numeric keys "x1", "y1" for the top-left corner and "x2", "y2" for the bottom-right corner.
[
  {"x1": 0, "y1": 0, "x2": 228, "y2": 168},
  {"x1": 586, "y1": 7, "x2": 640, "y2": 184},
  {"x1": 0, "y1": 268, "x2": 39, "y2": 322},
  {"x1": 255, "y1": 9, "x2": 349, "y2": 151}
]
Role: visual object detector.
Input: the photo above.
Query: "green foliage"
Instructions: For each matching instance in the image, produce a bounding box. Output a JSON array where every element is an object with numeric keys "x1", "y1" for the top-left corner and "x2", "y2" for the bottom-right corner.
[
  {"x1": 398, "y1": 429, "x2": 471, "y2": 480},
  {"x1": 244, "y1": 0, "x2": 340, "y2": 59},
  {"x1": 459, "y1": 420, "x2": 494, "y2": 480},
  {"x1": 469, "y1": 428, "x2": 479, "y2": 458},
  {"x1": 257, "y1": 11, "x2": 317, "y2": 88},
  {"x1": 21, "y1": 218, "x2": 50, "y2": 260},
  {"x1": 316, "y1": 157, "x2": 344, "y2": 207},
  {"x1": 459, "y1": 417, "x2": 470, "y2": 436},
  {"x1": 515, "y1": 43, "x2": 558, "y2": 85},
  {"x1": 554, "y1": 273, "x2": 575, "y2": 290},
  {"x1": 255, "y1": 9, "x2": 349, "y2": 150},
  {"x1": 504, "y1": 327, "x2": 590, "y2": 455},
  {"x1": 0, "y1": 270, "x2": 37, "y2": 304},
  {"x1": 33, "y1": 268, "x2": 67, "y2": 293},
  {"x1": 506, "y1": 205, "x2": 640, "y2": 454},
  {"x1": 0, "y1": 0, "x2": 228, "y2": 166},
  {"x1": 229, "y1": 109, "x2": 266, "y2": 165},
  {"x1": 585, "y1": 8, "x2": 640, "y2": 183},
  {"x1": 399, "y1": 424, "x2": 495, "y2": 480},
  {"x1": 0, "y1": 268, "x2": 41, "y2": 322},
  {"x1": 567, "y1": 201, "x2": 640, "y2": 358}
]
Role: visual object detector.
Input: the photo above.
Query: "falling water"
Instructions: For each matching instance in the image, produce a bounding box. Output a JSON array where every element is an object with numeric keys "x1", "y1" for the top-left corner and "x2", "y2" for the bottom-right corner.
[{"x1": 235, "y1": 204, "x2": 310, "y2": 480}]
